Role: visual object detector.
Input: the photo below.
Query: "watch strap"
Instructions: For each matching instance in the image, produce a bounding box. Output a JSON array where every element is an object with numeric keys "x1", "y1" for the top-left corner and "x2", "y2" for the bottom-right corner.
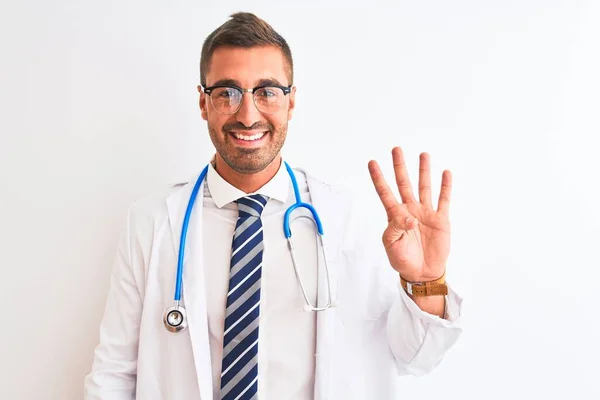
[{"x1": 400, "y1": 273, "x2": 448, "y2": 297}]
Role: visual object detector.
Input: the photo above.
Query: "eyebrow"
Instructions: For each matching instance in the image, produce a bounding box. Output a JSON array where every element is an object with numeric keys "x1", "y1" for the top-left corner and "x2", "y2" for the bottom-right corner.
[
  {"x1": 209, "y1": 77, "x2": 286, "y2": 88},
  {"x1": 210, "y1": 79, "x2": 240, "y2": 87},
  {"x1": 256, "y1": 78, "x2": 284, "y2": 87}
]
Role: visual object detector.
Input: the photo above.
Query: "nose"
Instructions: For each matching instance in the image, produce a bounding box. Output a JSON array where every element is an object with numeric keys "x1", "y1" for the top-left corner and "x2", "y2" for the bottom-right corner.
[{"x1": 235, "y1": 92, "x2": 262, "y2": 127}]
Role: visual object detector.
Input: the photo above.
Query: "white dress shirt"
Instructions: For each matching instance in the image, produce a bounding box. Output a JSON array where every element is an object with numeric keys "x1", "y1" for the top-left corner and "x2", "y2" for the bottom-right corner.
[{"x1": 203, "y1": 160, "x2": 319, "y2": 399}]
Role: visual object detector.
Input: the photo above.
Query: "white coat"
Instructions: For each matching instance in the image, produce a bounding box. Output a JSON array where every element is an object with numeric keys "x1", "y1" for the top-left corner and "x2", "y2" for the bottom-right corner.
[{"x1": 84, "y1": 167, "x2": 463, "y2": 400}]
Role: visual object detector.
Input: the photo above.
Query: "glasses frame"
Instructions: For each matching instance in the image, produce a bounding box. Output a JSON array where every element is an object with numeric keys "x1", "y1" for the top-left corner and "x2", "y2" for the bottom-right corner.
[{"x1": 199, "y1": 84, "x2": 292, "y2": 115}]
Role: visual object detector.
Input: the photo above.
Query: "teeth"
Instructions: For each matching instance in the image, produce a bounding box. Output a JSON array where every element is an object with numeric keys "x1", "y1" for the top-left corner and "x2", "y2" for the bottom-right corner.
[{"x1": 233, "y1": 132, "x2": 265, "y2": 141}]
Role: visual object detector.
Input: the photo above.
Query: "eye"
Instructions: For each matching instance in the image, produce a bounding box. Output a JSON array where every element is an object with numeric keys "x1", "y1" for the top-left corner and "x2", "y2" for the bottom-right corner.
[
  {"x1": 256, "y1": 87, "x2": 280, "y2": 98},
  {"x1": 216, "y1": 87, "x2": 238, "y2": 98}
]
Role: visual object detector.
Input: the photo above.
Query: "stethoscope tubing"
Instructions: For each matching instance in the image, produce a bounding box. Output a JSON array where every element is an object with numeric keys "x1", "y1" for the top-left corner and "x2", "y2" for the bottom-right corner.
[
  {"x1": 283, "y1": 162, "x2": 324, "y2": 238},
  {"x1": 174, "y1": 165, "x2": 209, "y2": 302}
]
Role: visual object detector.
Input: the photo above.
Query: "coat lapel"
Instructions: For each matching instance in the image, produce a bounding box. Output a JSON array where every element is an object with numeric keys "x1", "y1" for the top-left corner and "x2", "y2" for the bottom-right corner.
[
  {"x1": 166, "y1": 172, "x2": 213, "y2": 400},
  {"x1": 305, "y1": 172, "x2": 349, "y2": 400}
]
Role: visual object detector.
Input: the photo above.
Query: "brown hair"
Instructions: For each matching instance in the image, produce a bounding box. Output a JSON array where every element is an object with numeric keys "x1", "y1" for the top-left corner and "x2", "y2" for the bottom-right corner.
[{"x1": 199, "y1": 12, "x2": 294, "y2": 86}]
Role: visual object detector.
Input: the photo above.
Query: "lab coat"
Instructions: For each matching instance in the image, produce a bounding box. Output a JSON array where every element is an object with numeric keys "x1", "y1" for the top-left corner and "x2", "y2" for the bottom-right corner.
[{"x1": 84, "y1": 167, "x2": 463, "y2": 400}]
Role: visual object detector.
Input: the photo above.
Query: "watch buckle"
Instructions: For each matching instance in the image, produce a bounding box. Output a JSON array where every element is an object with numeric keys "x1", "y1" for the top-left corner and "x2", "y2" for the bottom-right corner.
[{"x1": 406, "y1": 281, "x2": 423, "y2": 295}]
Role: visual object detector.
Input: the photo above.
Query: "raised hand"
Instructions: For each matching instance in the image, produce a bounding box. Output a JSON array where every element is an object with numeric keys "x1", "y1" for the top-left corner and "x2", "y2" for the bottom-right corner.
[{"x1": 368, "y1": 147, "x2": 452, "y2": 283}]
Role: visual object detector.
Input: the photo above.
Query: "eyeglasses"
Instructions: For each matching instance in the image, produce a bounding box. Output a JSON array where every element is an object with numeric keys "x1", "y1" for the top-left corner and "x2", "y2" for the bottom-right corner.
[{"x1": 200, "y1": 84, "x2": 292, "y2": 115}]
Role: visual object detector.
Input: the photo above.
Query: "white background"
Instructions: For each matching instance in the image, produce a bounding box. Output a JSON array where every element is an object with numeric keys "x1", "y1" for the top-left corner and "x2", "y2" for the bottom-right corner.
[{"x1": 1, "y1": 0, "x2": 599, "y2": 399}]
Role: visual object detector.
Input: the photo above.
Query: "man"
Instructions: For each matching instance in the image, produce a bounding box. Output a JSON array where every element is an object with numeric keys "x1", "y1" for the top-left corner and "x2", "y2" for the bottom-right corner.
[{"x1": 84, "y1": 11, "x2": 462, "y2": 400}]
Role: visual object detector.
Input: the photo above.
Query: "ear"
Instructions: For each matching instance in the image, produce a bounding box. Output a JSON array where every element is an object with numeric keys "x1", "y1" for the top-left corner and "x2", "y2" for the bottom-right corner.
[
  {"x1": 287, "y1": 86, "x2": 297, "y2": 121},
  {"x1": 198, "y1": 86, "x2": 208, "y2": 121}
]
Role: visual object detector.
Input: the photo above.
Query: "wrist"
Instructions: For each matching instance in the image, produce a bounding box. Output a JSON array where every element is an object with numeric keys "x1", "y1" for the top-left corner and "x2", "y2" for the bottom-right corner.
[{"x1": 399, "y1": 270, "x2": 445, "y2": 283}]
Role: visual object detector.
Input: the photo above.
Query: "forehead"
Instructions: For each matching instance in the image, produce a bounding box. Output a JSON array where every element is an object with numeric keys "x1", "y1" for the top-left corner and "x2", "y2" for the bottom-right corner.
[{"x1": 206, "y1": 45, "x2": 289, "y2": 86}]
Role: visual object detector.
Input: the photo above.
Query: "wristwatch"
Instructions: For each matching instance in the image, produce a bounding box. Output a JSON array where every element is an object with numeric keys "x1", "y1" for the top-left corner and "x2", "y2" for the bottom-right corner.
[{"x1": 400, "y1": 273, "x2": 448, "y2": 297}]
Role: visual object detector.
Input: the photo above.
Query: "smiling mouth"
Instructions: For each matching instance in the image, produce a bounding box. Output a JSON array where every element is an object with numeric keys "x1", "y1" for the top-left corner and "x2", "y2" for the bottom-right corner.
[{"x1": 229, "y1": 131, "x2": 267, "y2": 141}]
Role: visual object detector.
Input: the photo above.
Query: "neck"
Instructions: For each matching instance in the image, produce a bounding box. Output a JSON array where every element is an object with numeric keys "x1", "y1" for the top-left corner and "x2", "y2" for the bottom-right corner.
[{"x1": 214, "y1": 154, "x2": 282, "y2": 193}]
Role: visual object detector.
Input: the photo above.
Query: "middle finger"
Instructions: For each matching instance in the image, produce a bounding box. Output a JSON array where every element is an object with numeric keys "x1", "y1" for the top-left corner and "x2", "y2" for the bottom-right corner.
[{"x1": 392, "y1": 147, "x2": 416, "y2": 203}]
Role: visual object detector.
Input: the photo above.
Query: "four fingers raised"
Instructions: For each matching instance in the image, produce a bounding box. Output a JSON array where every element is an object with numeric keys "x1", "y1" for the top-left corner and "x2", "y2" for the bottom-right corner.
[{"x1": 368, "y1": 147, "x2": 452, "y2": 214}]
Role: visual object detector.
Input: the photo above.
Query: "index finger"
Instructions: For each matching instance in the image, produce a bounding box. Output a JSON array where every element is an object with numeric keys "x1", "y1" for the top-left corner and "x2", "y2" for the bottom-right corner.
[{"x1": 368, "y1": 160, "x2": 399, "y2": 219}]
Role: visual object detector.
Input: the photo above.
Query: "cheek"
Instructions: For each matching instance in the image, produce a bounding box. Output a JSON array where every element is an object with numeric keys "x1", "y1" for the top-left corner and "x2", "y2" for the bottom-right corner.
[
  {"x1": 207, "y1": 113, "x2": 228, "y2": 132},
  {"x1": 268, "y1": 112, "x2": 289, "y2": 130}
]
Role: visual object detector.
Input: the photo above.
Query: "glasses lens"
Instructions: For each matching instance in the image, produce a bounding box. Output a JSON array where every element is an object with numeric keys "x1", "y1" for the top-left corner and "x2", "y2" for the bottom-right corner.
[
  {"x1": 210, "y1": 87, "x2": 242, "y2": 114},
  {"x1": 254, "y1": 87, "x2": 285, "y2": 114}
]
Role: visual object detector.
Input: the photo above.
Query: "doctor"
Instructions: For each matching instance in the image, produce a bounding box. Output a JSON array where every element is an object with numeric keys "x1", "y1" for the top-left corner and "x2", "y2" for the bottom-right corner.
[{"x1": 84, "y1": 11, "x2": 463, "y2": 400}]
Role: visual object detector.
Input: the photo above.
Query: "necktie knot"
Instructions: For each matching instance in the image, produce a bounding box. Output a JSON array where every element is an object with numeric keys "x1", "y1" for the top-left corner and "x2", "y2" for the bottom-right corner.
[{"x1": 236, "y1": 194, "x2": 268, "y2": 218}]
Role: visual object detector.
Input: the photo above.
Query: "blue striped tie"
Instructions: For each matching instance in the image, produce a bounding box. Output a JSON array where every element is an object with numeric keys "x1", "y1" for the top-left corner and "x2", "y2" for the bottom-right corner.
[{"x1": 220, "y1": 194, "x2": 268, "y2": 400}]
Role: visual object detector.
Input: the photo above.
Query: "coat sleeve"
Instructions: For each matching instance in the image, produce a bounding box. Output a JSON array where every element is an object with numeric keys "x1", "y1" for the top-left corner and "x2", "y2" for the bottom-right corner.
[
  {"x1": 84, "y1": 205, "x2": 143, "y2": 399},
  {"x1": 386, "y1": 281, "x2": 463, "y2": 376}
]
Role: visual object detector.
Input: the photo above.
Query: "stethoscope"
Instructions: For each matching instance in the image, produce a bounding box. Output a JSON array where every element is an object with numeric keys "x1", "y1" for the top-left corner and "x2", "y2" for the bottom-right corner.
[{"x1": 163, "y1": 161, "x2": 335, "y2": 333}]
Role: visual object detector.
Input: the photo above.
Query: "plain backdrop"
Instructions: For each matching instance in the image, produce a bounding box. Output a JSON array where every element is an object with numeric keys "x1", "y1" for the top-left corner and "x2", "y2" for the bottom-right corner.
[{"x1": 1, "y1": 0, "x2": 599, "y2": 399}]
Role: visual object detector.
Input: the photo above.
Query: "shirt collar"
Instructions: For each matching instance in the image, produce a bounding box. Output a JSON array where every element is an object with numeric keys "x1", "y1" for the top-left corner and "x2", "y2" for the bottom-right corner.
[{"x1": 206, "y1": 157, "x2": 290, "y2": 209}]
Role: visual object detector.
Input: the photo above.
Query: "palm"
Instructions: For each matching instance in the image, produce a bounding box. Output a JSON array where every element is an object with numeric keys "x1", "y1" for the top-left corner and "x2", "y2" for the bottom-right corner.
[{"x1": 369, "y1": 147, "x2": 452, "y2": 282}]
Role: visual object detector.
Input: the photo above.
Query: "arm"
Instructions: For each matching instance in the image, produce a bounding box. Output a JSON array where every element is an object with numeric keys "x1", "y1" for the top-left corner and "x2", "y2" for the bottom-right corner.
[
  {"x1": 84, "y1": 207, "x2": 142, "y2": 399},
  {"x1": 343, "y1": 200, "x2": 463, "y2": 377},
  {"x1": 367, "y1": 147, "x2": 464, "y2": 376}
]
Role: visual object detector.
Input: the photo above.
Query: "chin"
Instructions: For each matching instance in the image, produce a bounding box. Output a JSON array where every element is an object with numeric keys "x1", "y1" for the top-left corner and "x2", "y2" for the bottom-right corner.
[{"x1": 227, "y1": 152, "x2": 280, "y2": 175}]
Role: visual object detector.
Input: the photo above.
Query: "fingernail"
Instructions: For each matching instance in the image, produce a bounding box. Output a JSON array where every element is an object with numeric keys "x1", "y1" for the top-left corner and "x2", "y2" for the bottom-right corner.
[{"x1": 406, "y1": 217, "x2": 413, "y2": 224}]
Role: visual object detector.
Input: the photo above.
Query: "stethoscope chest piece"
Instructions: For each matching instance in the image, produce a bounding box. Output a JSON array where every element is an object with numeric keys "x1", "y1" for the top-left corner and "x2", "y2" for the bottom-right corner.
[{"x1": 163, "y1": 305, "x2": 188, "y2": 333}]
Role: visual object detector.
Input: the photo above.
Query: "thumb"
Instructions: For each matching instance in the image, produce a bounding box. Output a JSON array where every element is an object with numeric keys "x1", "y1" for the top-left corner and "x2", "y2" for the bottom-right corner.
[{"x1": 390, "y1": 216, "x2": 418, "y2": 233}]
